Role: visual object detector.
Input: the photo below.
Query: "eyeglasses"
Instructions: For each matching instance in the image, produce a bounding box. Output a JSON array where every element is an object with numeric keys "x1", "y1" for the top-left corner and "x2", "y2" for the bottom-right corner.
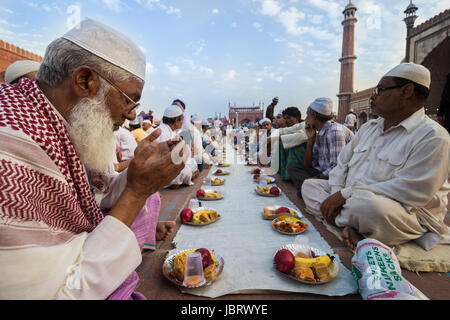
[
  {"x1": 92, "y1": 69, "x2": 140, "y2": 114},
  {"x1": 373, "y1": 84, "x2": 406, "y2": 96}
]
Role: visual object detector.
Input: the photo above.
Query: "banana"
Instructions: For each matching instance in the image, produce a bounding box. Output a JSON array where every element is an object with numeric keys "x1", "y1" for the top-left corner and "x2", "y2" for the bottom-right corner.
[{"x1": 295, "y1": 255, "x2": 331, "y2": 267}]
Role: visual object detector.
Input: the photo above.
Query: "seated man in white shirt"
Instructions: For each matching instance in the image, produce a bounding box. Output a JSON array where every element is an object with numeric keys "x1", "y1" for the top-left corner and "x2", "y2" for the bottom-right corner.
[{"x1": 302, "y1": 63, "x2": 450, "y2": 250}]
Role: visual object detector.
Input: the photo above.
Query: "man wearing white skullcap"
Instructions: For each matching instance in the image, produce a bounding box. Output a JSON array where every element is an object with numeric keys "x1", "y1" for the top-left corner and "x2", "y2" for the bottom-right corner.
[
  {"x1": 302, "y1": 63, "x2": 450, "y2": 251},
  {"x1": 288, "y1": 98, "x2": 353, "y2": 197},
  {"x1": 149, "y1": 106, "x2": 198, "y2": 188},
  {"x1": 5, "y1": 60, "x2": 40, "y2": 84},
  {"x1": 0, "y1": 18, "x2": 186, "y2": 299},
  {"x1": 344, "y1": 108, "x2": 357, "y2": 133}
]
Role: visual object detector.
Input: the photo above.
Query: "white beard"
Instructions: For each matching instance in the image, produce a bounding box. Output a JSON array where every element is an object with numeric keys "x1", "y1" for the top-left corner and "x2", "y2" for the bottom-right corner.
[{"x1": 66, "y1": 83, "x2": 115, "y2": 174}]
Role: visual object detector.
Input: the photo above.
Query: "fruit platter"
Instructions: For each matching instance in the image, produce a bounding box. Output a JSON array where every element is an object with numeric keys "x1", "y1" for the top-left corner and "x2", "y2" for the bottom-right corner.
[
  {"x1": 216, "y1": 162, "x2": 231, "y2": 167},
  {"x1": 196, "y1": 189, "x2": 223, "y2": 201},
  {"x1": 273, "y1": 244, "x2": 338, "y2": 284},
  {"x1": 272, "y1": 216, "x2": 308, "y2": 235},
  {"x1": 256, "y1": 185, "x2": 281, "y2": 197},
  {"x1": 209, "y1": 177, "x2": 225, "y2": 186},
  {"x1": 262, "y1": 206, "x2": 301, "y2": 220},
  {"x1": 253, "y1": 174, "x2": 275, "y2": 184},
  {"x1": 163, "y1": 248, "x2": 225, "y2": 288},
  {"x1": 180, "y1": 207, "x2": 221, "y2": 226},
  {"x1": 213, "y1": 169, "x2": 230, "y2": 176}
]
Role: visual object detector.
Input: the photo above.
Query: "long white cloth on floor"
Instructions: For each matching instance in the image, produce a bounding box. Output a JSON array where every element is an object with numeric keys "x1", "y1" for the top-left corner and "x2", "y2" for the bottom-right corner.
[{"x1": 169, "y1": 146, "x2": 358, "y2": 298}]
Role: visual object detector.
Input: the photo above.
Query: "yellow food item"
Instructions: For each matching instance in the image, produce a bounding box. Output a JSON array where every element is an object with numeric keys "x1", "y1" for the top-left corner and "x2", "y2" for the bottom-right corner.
[
  {"x1": 293, "y1": 262, "x2": 316, "y2": 282},
  {"x1": 311, "y1": 263, "x2": 330, "y2": 280},
  {"x1": 211, "y1": 178, "x2": 224, "y2": 185},
  {"x1": 294, "y1": 255, "x2": 331, "y2": 267},
  {"x1": 173, "y1": 249, "x2": 218, "y2": 281},
  {"x1": 192, "y1": 210, "x2": 219, "y2": 224},
  {"x1": 256, "y1": 186, "x2": 271, "y2": 194},
  {"x1": 205, "y1": 190, "x2": 221, "y2": 198}
]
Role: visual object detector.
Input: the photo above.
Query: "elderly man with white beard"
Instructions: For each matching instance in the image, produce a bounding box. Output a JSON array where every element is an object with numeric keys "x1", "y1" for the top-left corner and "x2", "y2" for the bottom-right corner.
[{"x1": 0, "y1": 19, "x2": 186, "y2": 299}]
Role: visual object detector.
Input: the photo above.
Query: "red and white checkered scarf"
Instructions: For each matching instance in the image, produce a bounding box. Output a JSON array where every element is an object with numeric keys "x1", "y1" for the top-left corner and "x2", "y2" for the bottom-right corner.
[{"x1": 0, "y1": 78, "x2": 104, "y2": 233}]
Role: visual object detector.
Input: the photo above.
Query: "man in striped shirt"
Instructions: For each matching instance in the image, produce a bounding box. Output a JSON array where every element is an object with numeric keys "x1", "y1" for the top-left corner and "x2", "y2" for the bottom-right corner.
[{"x1": 288, "y1": 97, "x2": 353, "y2": 198}]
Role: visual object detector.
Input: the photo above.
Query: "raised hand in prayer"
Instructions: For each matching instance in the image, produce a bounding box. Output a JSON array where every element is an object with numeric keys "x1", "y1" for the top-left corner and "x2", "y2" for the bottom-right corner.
[
  {"x1": 305, "y1": 120, "x2": 316, "y2": 142},
  {"x1": 110, "y1": 128, "x2": 187, "y2": 227},
  {"x1": 128, "y1": 128, "x2": 186, "y2": 196},
  {"x1": 320, "y1": 191, "x2": 346, "y2": 227}
]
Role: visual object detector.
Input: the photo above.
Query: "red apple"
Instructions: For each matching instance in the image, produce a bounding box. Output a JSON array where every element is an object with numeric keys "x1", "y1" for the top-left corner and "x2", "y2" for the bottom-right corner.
[
  {"x1": 196, "y1": 189, "x2": 206, "y2": 198},
  {"x1": 253, "y1": 168, "x2": 261, "y2": 174},
  {"x1": 276, "y1": 207, "x2": 290, "y2": 214},
  {"x1": 270, "y1": 186, "x2": 280, "y2": 196},
  {"x1": 274, "y1": 249, "x2": 295, "y2": 273},
  {"x1": 253, "y1": 174, "x2": 260, "y2": 180},
  {"x1": 195, "y1": 248, "x2": 212, "y2": 269},
  {"x1": 215, "y1": 169, "x2": 223, "y2": 174},
  {"x1": 180, "y1": 208, "x2": 194, "y2": 223}
]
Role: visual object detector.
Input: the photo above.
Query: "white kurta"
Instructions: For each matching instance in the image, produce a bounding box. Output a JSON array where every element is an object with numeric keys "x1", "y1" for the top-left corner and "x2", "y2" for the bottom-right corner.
[
  {"x1": 278, "y1": 122, "x2": 308, "y2": 149},
  {"x1": 151, "y1": 123, "x2": 194, "y2": 186},
  {"x1": 302, "y1": 108, "x2": 450, "y2": 246},
  {"x1": 113, "y1": 126, "x2": 137, "y2": 161}
]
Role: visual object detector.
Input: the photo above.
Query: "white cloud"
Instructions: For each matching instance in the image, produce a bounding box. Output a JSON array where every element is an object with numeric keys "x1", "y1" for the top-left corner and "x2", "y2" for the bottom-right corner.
[
  {"x1": 224, "y1": 70, "x2": 237, "y2": 81},
  {"x1": 278, "y1": 7, "x2": 305, "y2": 35},
  {"x1": 166, "y1": 63, "x2": 180, "y2": 75},
  {"x1": 199, "y1": 66, "x2": 214, "y2": 77},
  {"x1": 102, "y1": 0, "x2": 121, "y2": 12},
  {"x1": 230, "y1": 22, "x2": 238, "y2": 28},
  {"x1": 0, "y1": 7, "x2": 13, "y2": 14},
  {"x1": 166, "y1": 6, "x2": 180, "y2": 15},
  {"x1": 146, "y1": 62, "x2": 154, "y2": 74},
  {"x1": 212, "y1": 8, "x2": 219, "y2": 14},
  {"x1": 259, "y1": 0, "x2": 283, "y2": 16},
  {"x1": 309, "y1": 14, "x2": 323, "y2": 25},
  {"x1": 253, "y1": 22, "x2": 263, "y2": 32}
]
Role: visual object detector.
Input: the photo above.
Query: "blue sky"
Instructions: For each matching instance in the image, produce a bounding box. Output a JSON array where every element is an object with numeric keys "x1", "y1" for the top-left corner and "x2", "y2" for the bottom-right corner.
[{"x1": 1, "y1": 0, "x2": 449, "y2": 120}]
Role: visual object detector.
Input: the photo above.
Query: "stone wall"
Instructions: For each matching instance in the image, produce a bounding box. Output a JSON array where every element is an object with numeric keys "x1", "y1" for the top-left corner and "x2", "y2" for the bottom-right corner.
[{"x1": 0, "y1": 40, "x2": 43, "y2": 82}]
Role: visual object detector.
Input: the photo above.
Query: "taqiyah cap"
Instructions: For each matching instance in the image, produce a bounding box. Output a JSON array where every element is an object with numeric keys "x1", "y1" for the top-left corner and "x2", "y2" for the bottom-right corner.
[
  {"x1": 202, "y1": 119, "x2": 210, "y2": 126},
  {"x1": 163, "y1": 105, "x2": 183, "y2": 118},
  {"x1": 260, "y1": 117, "x2": 271, "y2": 125},
  {"x1": 62, "y1": 18, "x2": 146, "y2": 80},
  {"x1": 310, "y1": 97, "x2": 333, "y2": 116},
  {"x1": 5, "y1": 60, "x2": 40, "y2": 84},
  {"x1": 383, "y1": 63, "x2": 431, "y2": 89}
]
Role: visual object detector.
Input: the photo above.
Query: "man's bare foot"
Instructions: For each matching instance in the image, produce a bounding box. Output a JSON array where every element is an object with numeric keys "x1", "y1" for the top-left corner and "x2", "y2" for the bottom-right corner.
[
  {"x1": 156, "y1": 221, "x2": 176, "y2": 241},
  {"x1": 342, "y1": 226, "x2": 364, "y2": 250}
]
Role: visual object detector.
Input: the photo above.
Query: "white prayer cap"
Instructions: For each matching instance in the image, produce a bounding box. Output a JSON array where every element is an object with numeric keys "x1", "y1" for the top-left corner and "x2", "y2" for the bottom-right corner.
[
  {"x1": 260, "y1": 117, "x2": 271, "y2": 125},
  {"x1": 310, "y1": 97, "x2": 333, "y2": 116},
  {"x1": 214, "y1": 120, "x2": 221, "y2": 127},
  {"x1": 383, "y1": 63, "x2": 431, "y2": 89},
  {"x1": 143, "y1": 120, "x2": 152, "y2": 125},
  {"x1": 5, "y1": 60, "x2": 40, "y2": 84},
  {"x1": 201, "y1": 119, "x2": 210, "y2": 126},
  {"x1": 62, "y1": 18, "x2": 146, "y2": 81},
  {"x1": 163, "y1": 105, "x2": 183, "y2": 118}
]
